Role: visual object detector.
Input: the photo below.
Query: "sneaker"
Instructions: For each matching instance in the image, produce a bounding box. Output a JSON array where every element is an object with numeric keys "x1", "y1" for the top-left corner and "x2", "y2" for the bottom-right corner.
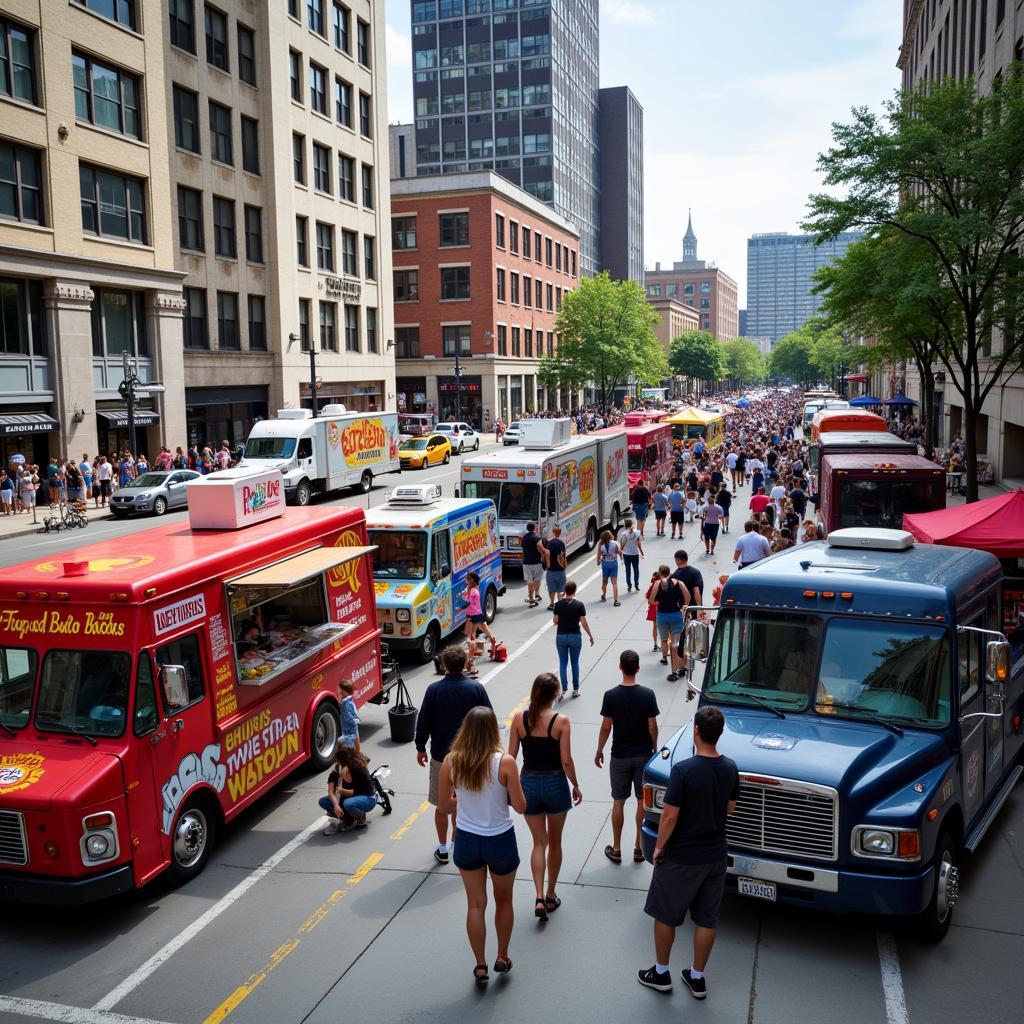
[
  {"x1": 323, "y1": 821, "x2": 339, "y2": 836},
  {"x1": 681, "y1": 969, "x2": 707, "y2": 999},
  {"x1": 434, "y1": 846, "x2": 450, "y2": 864},
  {"x1": 637, "y1": 966, "x2": 672, "y2": 993},
  {"x1": 613, "y1": 600, "x2": 621, "y2": 607}
]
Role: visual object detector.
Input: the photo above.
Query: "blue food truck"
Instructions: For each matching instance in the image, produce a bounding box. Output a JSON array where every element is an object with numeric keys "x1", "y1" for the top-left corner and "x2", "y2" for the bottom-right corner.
[{"x1": 641, "y1": 527, "x2": 1023, "y2": 940}]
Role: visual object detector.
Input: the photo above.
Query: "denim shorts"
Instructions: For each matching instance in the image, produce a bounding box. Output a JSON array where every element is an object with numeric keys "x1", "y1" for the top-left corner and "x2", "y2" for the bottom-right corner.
[
  {"x1": 656, "y1": 611, "x2": 685, "y2": 639},
  {"x1": 546, "y1": 569, "x2": 567, "y2": 593},
  {"x1": 521, "y1": 772, "x2": 572, "y2": 815},
  {"x1": 601, "y1": 562, "x2": 619, "y2": 579},
  {"x1": 453, "y1": 825, "x2": 520, "y2": 875},
  {"x1": 632, "y1": 503, "x2": 649, "y2": 520}
]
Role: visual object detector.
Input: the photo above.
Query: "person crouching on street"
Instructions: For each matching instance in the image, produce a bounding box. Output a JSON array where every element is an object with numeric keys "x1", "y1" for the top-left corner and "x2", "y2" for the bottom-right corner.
[{"x1": 320, "y1": 744, "x2": 378, "y2": 834}]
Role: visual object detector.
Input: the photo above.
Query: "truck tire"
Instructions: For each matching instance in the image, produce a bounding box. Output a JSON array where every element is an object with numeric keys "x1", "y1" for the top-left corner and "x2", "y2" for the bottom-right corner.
[
  {"x1": 418, "y1": 623, "x2": 440, "y2": 664},
  {"x1": 483, "y1": 586, "x2": 498, "y2": 624},
  {"x1": 610, "y1": 503, "x2": 621, "y2": 533},
  {"x1": 912, "y1": 831, "x2": 959, "y2": 942},
  {"x1": 310, "y1": 703, "x2": 340, "y2": 771},
  {"x1": 294, "y1": 479, "x2": 312, "y2": 506},
  {"x1": 584, "y1": 517, "x2": 598, "y2": 551},
  {"x1": 167, "y1": 796, "x2": 216, "y2": 886},
  {"x1": 359, "y1": 470, "x2": 373, "y2": 494}
]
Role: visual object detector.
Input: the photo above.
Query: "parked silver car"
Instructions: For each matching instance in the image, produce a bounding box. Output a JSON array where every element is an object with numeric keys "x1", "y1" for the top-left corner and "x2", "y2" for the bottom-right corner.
[{"x1": 110, "y1": 470, "x2": 200, "y2": 517}]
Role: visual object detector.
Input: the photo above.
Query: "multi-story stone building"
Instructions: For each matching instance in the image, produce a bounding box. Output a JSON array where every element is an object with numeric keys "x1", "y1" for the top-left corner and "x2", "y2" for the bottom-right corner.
[
  {"x1": 647, "y1": 296, "x2": 699, "y2": 355},
  {"x1": 598, "y1": 85, "x2": 643, "y2": 284},
  {"x1": 166, "y1": 0, "x2": 395, "y2": 450},
  {"x1": 0, "y1": 0, "x2": 187, "y2": 466},
  {"x1": 390, "y1": 169, "x2": 579, "y2": 428}
]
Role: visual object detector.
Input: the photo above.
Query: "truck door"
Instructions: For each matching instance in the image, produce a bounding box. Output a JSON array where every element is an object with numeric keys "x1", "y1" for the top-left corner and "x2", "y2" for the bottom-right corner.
[
  {"x1": 431, "y1": 528, "x2": 455, "y2": 633},
  {"x1": 540, "y1": 480, "x2": 557, "y2": 534},
  {"x1": 958, "y1": 612, "x2": 988, "y2": 825},
  {"x1": 296, "y1": 435, "x2": 314, "y2": 479}
]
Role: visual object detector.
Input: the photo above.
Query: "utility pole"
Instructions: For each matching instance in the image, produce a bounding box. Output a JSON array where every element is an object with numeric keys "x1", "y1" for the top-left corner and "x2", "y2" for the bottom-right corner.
[{"x1": 454, "y1": 346, "x2": 463, "y2": 424}]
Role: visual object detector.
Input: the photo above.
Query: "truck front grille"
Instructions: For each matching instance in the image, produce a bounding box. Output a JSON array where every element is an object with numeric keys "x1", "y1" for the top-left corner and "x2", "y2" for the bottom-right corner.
[
  {"x1": 0, "y1": 809, "x2": 28, "y2": 865},
  {"x1": 727, "y1": 776, "x2": 838, "y2": 862}
]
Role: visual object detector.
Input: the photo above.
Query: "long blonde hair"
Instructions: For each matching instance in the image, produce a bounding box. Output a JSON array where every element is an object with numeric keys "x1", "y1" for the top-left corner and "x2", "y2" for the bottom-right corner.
[{"x1": 448, "y1": 707, "x2": 502, "y2": 792}]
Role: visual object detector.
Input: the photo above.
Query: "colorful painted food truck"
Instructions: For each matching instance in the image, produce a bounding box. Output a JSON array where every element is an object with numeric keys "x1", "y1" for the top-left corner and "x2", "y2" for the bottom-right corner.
[
  {"x1": 0, "y1": 471, "x2": 383, "y2": 903},
  {"x1": 666, "y1": 407, "x2": 726, "y2": 452},
  {"x1": 366, "y1": 485, "x2": 503, "y2": 662},
  {"x1": 613, "y1": 414, "x2": 674, "y2": 495}
]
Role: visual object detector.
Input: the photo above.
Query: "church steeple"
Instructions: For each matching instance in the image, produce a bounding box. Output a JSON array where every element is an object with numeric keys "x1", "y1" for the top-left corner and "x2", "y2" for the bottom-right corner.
[{"x1": 682, "y1": 210, "x2": 698, "y2": 263}]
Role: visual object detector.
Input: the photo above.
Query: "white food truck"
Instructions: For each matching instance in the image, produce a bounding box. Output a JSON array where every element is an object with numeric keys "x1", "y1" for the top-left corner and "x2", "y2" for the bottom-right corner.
[
  {"x1": 460, "y1": 419, "x2": 628, "y2": 565},
  {"x1": 242, "y1": 406, "x2": 400, "y2": 505}
]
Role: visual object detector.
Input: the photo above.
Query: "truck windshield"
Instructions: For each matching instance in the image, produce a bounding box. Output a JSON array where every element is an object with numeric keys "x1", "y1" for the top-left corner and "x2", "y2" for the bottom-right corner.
[
  {"x1": 244, "y1": 436, "x2": 297, "y2": 459},
  {"x1": 0, "y1": 646, "x2": 38, "y2": 731},
  {"x1": 628, "y1": 452, "x2": 644, "y2": 472},
  {"x1": 816, "y1": 620, "x2": 950, "y2": 728},
  {"x1": 368, "y1": 530, "x2": 427, "y2": 579},
  {"x1": 462, "y1": 481, "x2": 501, "y2": 506},
  {"x1": 838, "y1": 478, "x2": 941, "y2": 529},
  {"x1": 34, "y1": 650, "x2": 132, "y2": 738},
  {"x1": 498, "y1": 483, "x2": 538, "y2": 521}
]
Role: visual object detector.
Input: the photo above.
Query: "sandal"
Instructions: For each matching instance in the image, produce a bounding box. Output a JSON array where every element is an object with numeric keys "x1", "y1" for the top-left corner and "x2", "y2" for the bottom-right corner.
[
  {"x1": 660, "y1": 657, "x2": 668, "y2": 665},
  {"x1": 633, "y1": 848, "x2": 645, "y2": 863},
  {"x1": 493, "y1": 956, "x2": 513, "y2": 975},
  {"x1": 544, "y1": 895, "x2": 561, "y2": 913},
  {"x1": 473, "y1": 964, "x2": 489, "y2": 983},
  {"x1": 535, "y1": 897, "x2": 548, "y2": 921},
  {"x1": 604, "y1": 844, "x2": 622, "y2": 864}
]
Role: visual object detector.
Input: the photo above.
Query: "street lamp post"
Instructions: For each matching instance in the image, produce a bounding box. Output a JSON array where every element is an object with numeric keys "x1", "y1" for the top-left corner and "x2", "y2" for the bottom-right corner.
[
  {"x1": 454, "y1": 347, "x2": 463, "y2": 425},
  {"x1": 118, "y1": 351, "x2": 165, "y2": 456},
  {"x1": 309, "y1": 343, "x2": 320, "y2": 415}
]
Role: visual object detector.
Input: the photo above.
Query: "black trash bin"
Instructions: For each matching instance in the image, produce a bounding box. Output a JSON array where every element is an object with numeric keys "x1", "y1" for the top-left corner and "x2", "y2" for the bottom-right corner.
[{"x1": 388, "y1": 680, "x2": 418, "y2": 743}]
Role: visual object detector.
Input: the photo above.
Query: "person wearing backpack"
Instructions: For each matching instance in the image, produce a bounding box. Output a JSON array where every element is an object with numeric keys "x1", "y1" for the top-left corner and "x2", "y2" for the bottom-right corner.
[{"x1": 618, "y1": 518, "x2": 644, "y2": 594}]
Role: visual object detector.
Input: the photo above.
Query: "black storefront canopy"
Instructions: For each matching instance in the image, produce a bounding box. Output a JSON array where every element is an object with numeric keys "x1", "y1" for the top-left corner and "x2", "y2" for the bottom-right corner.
[
  {"x1": 97, "y1": 410, "x2": 160, "y2": 428},
  {"x1": 0, "y1": 413, "x2": 60, "y2": 436}
]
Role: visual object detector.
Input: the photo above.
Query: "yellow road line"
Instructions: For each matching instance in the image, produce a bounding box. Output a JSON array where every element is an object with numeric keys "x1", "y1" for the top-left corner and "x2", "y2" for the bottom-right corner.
[
  {"x1": 504, "y1": 692, "x2": 532, "y2": 731},
  {"x1": 201, "y1": 851, "x2": 381, "y2": 1024},
  {"x1": 390, "y1": 801, "x2": 430, "y2": 841}
]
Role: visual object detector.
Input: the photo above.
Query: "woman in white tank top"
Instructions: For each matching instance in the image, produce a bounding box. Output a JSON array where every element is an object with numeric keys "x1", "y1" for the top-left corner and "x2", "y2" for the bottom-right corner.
[{"x1": 439, "y1": 707, "x2": 527, "y2": 984}]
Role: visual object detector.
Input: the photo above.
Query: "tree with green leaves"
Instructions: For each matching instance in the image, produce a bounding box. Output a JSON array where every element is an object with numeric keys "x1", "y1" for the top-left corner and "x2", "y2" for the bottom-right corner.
[
  {"x1": 769, "y1": 328, "x2": 816, "y2": 384},
  {"x1": 805, "y1": 68, "x2": 1024, "y2": 501},
  {"x1": 721, "y1": 337, "x2": 765, "y2": 385},
  {"x1": 539, "y1": 272, "x2": 666, "y2": 412},
  {"x1": 809, "y1": 325, "x2": 854, "y2": 389},
  {"x1": 668, "y1": 330, "x2": 724, "y2": 396}
]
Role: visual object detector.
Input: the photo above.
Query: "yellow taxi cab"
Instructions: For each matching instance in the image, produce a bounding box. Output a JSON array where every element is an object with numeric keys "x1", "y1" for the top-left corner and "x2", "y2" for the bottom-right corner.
[{"x1": 399, "y1": 433, "x2": 451, "y2": 470}]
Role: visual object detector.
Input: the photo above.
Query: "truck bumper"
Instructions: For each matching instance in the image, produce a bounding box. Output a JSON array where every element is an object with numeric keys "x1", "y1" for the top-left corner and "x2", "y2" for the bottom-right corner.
[
  {"x1": 0, "y1": 864, "x2": 134, "y2": 905},
  {"x1": 640, "y1": 821, "x2": 934, "y2": 917}
]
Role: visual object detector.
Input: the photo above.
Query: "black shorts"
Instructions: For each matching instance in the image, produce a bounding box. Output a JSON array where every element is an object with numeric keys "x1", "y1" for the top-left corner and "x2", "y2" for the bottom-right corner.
[
  {"x1": 644, "y1": 857, "x2": 728, "y2": 928},
  {"x1": 99, "y1": 480, "x2": 111, "y2": 497},
  {"x1": 702, "y1": 523, "x2": 719, "y2": 540},
  {"x1": 609, "y1": 754, "x2": 649, "y2": 800},
  {"x1": 670, "y1": 510, "x2": 685, "y2": 525},
  {"x1": 654, "y1": 509, "x2": 667, "y2": 520}
]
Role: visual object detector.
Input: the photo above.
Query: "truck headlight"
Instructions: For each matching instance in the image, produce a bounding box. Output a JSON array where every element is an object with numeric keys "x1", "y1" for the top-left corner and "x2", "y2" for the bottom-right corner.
[
  {"x1": 396, "y1": 609, "x2": 411, "y2": 622},
  {"x1": 858, "y1": 829, "x2": 895, "y2": 855},
  {"x1": 86, "y1": 834, "x2": 110, "y2": 858},
  {"x1": 80, "y1": 811, "x2": 119, "y2": 865},
  {"x1": 643, "y1": 784, "x2": 666, "y2": 813},
  {"x1": 852, "y1": 826, "x2": 921, "y2": 860}
]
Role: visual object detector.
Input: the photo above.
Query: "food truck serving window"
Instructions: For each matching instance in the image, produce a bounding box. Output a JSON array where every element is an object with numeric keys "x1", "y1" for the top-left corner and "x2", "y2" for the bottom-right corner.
[
  {"x1": 35, "y1": 650, "x2": 132, "y2": 738},
  {"x1": 0, "y1": 646, "x2": 37, "y2": 731},
  {"x1": 369, "y1": 530, "x2": 427, "y2": 579}
]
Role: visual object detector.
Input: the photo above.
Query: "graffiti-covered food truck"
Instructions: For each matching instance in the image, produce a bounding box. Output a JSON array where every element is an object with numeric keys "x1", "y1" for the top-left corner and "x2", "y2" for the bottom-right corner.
[
  {"x1": 460, "y1": 419, "x2": 629, "y2": 564},
  {"x1": 366, "y1": 485, "x2": 504, "y2": 662},
  {"x1": 0, "y1": 471, "x2": 384, "y2": 903}
]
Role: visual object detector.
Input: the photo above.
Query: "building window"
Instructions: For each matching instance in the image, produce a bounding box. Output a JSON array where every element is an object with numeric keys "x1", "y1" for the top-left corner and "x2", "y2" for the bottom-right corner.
[
  {"x1": 239, "y1": 116, "x2": 260, "y2": 174},
  {"x1": 183, "y1": 287, "x2": 208, "y2": 349},
  {"x1": 312, "y1": 142, "x2": 331, "y2": 193},
  {"x1": 0, "y1": 18, "x2": 35, "y2": 105},
  {"x1": 546, "y1": 283, "x2": 553, "y2": 311},
  {"x1": 90, "y1": 289, "x2": 148, "y2": 358},
  {"x1": 570, "y1": 251, "x2": 576, "y2": 276},
  {"x1": 293, "y1": 133, "x2": 306, "y2": 183},
  {"x1": 700, "y1": 280, "x2": 711, "y2": 293},
  {"x1": 344, "y1": 304, "x2": 359, "y2": 351},
  {"x1": 204, "y1": 6, "x2": 229, "y2": 71},
  {"x1": 392, "y1": 216, "x2": 417, "y2": 250},
  {"x1": 440, "y1": 212, "x2": 469, "y2": 246},
  {"x1": 395, "y1": 326, "x2": 419, "y2": 358},
  {"x1": 524, "y1": 328, "x2": 532, "y2": 358},
  {"x1": 545, "y1": 237, "x2": 552, "y2": 266},
  {"x1": 296, "y1": 215, "x2": 308, "y2": 266},
  {"x1": 555, "y1": 244, "x2": 561, "y2": 271},
  {"x1": 244, "y1": 204, "x2": 263, "y2": 263},
  {"x1": 533, "y1": 231, "x2": 541, "y2": 261},
  {"x1": 212, "y1": 196, "x2": 236, "y2": 258},
  {"x1": 497, "y1": 324, "x2": 507, "y2": 355},
  {"x1": 237, "y1": 24, "x2": 256, "y2": 86},
  {"x1": 364, "y1": 235, "x2": 375, "y2": 279},
  {"x1": 357, "y1": 18, "x2": 370, "y2": 66},
  {"x1": 684, "y1": 283, "x2": 694, "y2": 296},
  {"x1": 173, "y1": 86, "x2": 200, "y2": 151},
  {"x1": 667, "y1": 283, "x2": 678, "y2": 297},
  {"x1": 510, "y1": 272, "x2": 519, "y2": 304},
  {"x1": 209, "y1": 101, "x2": 233, "y2": 164},
  {"x1": 338, "y1": 154, "x2": 354, "y2": 200},
  {"x1": 177, "y1": 186, "x2": 204, "y2": 251},
  {"x1": 308, "y1": 0, "x2": 325, "y2": 36},
  {"x1": 496, "y1": 267, "x2": 506, "y2": 301},
  {"x1": 333, "y1": 3, "x2": 350, "y2": 52},
  {"x1": 0, "y1": 142, "x2": 43, "y2": 225},
  {"x1": 359, "y1": 92, "x2": 372, "y2": 136},
  {"x1": 319, "y1": 300, "x2": 337, "y2": 351},
  {"x1": 341, "y1": 230, "x2": 357, "y2": 275},
  {"x1": 309, "y1": 62, "x2": 327, "y2": 114},
  {"x1": 289, "y1": 50, "x2": 302, "y2": 102},
  {"x1": 534, "y1": 279, "x2": 541, "y2": 307},
  {"x1": 335, "y1": 77, "x2": 352, "y2": 126},
  {"x1": 443, "y1": 324, "x2": 471, "y2": 357},
  {"x1": 394, "y1": 269, "x2": 419, "y2": 302},
  {"x1": 316, "y1": 221, "x2": 334, "y2": 270},
  {"x1": 361, "y1": 163, "x2": 374, "y2": 208},
  {"x1": 521, "y1": 225, "x2": 530, "y2": 260},
  {"x1": 495, "y1": 213, "x2": 505, "y2": 248},
  {"x1": 248, "y1": 294, "x2": 266, "y2": 350},
  {"x1": 647, "y1": 284, "x2": 661, "y2": 297},
  {"x1": 511, "y1": 326, "x2": 520, "y2": 357},
  {"x1": 217, "y1": 291, "x2": 239, "y2": 350},
  {"x1": 441, "y1": 267, "x2": 470, "y2": 300},
  {"x1": 72, "y1": 0, "x2": 136, "y2": 31},
  {"x1": 699, "y1": 297, "x2": 710, "y2": 309},
  {"x1": 523, "y1": 276, "x2": 532, "y2": 307},
  {"x1": 72, "y1": 53, "x2": 141, "y2": 140},
  {"x1": 80, "y1": 165, "x2": 146, "y2": 243},
  {"x1": 366, "y1": 307, "x2": 377, "y2": 353},
  {"x1": 556, "y1": 287, "x2": 562, "y2": 311},
  {"x1": 509, "y1": 222, "x2": 518, "y2": 254},
  {"x1": 169, "y1": 1, "x2": 197, "y2": 53},
  {"x1": 299, "y1": 298, "x2": 311, "y2": 350}
]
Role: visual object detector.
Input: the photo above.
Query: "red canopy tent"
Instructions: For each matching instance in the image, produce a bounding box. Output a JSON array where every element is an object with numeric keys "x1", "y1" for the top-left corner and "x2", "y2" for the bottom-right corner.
[{"x1": 902, "y1": 489, "x2": 1024, "y2": 558}]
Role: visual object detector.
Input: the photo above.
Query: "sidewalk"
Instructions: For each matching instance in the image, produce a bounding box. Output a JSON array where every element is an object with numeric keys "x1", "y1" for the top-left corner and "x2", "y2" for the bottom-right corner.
[{"x1": 0, "y1": 501, "x2": 121, "y2": 542}]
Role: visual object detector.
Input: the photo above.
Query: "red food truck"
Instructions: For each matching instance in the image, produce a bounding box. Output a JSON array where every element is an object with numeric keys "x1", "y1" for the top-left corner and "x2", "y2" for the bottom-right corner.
[
  {"x1": 620, "y1": 414, "x2": 674, "y2": 495},
  {"x1": 0, "y1": 470, "x2": 384, "y2": 904}
]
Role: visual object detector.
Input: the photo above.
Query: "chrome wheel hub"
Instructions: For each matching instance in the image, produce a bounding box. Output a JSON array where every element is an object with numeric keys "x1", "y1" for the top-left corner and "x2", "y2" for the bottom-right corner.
[
  {"x1": 174, "y1": 811, "x2": 207, "y2": 868},
  {"x1": 936, "y1": 856, "x2": 959, "y2": 920}
]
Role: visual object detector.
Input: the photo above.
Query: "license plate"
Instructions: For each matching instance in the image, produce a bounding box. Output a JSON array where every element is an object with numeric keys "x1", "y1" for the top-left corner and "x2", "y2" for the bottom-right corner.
[{"x1": 737, "y1": 877, "x2": 777, "y2": 901}]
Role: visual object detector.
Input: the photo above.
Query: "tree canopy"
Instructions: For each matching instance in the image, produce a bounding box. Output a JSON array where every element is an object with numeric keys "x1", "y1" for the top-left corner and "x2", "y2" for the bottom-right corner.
[
  {"x1": 721, "y1": 337, "x2": 766, "y2": 384},
  {"x1": 769, "y1": 328, "x2": 816, "y2": 383},
  {"x1": 669, "y1": 330, "x2": 724, "y2": 385}
]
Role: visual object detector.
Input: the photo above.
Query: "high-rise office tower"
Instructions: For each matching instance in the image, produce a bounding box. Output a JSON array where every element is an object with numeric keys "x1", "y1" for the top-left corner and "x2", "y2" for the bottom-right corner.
[
  {"x1": 409, "y1": 0, "x2": 602, "y2": 276},
  {"x1": 598, "y1": 85, "x2": 644, "y2": 284}
]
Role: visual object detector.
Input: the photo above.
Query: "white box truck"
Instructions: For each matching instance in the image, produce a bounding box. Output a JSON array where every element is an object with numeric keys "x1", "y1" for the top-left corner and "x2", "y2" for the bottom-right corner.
[
  {"x1": 460, "y1": 418, "x2": 628, "y2": 564},
  {"x1": 242, "y1": 405, "x2": 400, "y2": 505}
]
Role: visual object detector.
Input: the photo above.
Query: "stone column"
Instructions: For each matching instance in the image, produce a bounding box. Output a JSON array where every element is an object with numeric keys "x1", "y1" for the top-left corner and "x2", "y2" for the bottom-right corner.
[
  {"x1": 45, "y1": 281, "x2": 97, "y2": 459},
  {"x1": 147, "y1": 291, "x2": 187, "y2": 449}
]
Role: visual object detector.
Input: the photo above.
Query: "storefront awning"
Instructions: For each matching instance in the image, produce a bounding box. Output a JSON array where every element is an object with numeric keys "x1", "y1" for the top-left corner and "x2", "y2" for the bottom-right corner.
[
  {"x1": 229, "y1": 546, "x2": 376, "y2": 589},
  {"x1": 0, "y1": 413, "x2": 59, "y2": 436},
  {"x1": 97, "y1": 409, "x2": 160, "y2": 428},
  {"x1": 842, "y1": 373, "x2": 869, "y2": 383}
]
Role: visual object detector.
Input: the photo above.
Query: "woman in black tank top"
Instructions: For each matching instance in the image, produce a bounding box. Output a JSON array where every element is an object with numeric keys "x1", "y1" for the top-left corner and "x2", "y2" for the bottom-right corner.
[{"x1": 508, "y1": 673, "x2": 583, "y2": 920}]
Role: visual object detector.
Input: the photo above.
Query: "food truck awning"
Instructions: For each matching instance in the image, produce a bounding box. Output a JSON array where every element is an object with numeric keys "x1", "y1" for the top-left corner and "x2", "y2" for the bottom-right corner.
[
  {"x1": 903, "y1": 489, "x2": 1024, "y2": 558},
  {"x1": 229, "y1": 546, "x2": 376, "y2": 588}
]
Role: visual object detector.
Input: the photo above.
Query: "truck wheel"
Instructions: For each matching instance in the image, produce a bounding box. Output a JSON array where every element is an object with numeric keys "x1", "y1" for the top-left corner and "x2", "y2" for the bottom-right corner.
[
  {"x1": 359, "y1": 470, "x2": 373, "y2": 494},
  {"x1": 610, "y1": 503, "x2": 621, "y2": 533},
  {"x1": 152, "y1": 497, "x2": 167, "y2": 517},
  {"x1": 418, "y1": 623, "x2": 440, "y2": 664},
  {"x1": 310, "y1": 703, "x2": 340, "y2": 771},
  {"x1": 912, "y1": 831, "x2": 959, "y2": 942},
  {"x1": 483, "y1": 586, "x2": 498, "y2": 624},
  {"x1": 167, "y1": 797, "x2": 215, "y2": 885},
  {"x1": 584, "y1": 517, "x2": 598, "y2": 551},
  {"x1": 294, "y1": 479, "x2": 312, "y2": 506}
]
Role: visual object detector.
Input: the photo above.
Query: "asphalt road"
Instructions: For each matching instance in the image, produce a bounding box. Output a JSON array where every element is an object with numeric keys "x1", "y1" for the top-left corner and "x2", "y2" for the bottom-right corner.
[{"x1": 1, "y1": 450, "x2": 1021, "y2": 1024}]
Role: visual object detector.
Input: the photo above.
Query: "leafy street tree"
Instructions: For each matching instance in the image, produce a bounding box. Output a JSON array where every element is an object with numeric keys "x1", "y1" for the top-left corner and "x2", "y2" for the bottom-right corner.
[
  {"x1": 721, "y1": 337, "x2": 765, "y2": 385},
  {"x1": 806, "y1": 69, "x2": 1024, "y2": 501},
  {"x1": 668, "y1": 330, "x2": 724, "y2": 395},
  {"x1": 769, "y1": 328, "x2": 816, "y2": 384},
  {"x1": 539, "y1": 272, "x2": 666, "y2": 411},
  {"x1": 809, "y1": 325, "x2": 854, "y2": 389}
]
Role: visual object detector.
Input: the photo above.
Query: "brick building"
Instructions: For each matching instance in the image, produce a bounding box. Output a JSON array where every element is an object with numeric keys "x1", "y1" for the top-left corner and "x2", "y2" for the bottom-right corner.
[
  {"x1": 390, "y1": 170, "x2": 579, "y2": 428},
  {"x1": 647, "y1": 297, "x2": 699, "y2": 355}
]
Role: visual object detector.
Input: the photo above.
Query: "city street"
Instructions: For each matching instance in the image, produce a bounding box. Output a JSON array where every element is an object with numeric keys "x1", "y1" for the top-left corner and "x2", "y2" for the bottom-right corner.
[{"x1": 0, "y1": 455, "x2": 1020, "y2": 1024}]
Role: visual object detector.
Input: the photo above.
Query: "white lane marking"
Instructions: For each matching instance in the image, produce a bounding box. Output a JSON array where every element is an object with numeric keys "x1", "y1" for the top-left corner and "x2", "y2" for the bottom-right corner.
[
  {"x1": 0, "y1": 995, "x2": 176, "y2": 1024},
  {"x1": 876, "y1": 931, "x2": 910, "y2": 1024},
  {"x1": 92, "y1": 818, "x2": 324, "y2": 1012}
]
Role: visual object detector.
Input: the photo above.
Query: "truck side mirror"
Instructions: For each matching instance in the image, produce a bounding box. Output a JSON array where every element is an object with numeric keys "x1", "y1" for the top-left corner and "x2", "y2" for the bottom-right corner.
[
  {"x1": 685, "y1": 619, "x2": 710, "y2": 662},
  {"x1": 440, "y1": 562, "x2": 451, "y2": 578},
  {"x1": 160, "y1": 665, "x2": 189, "y2": 710},
  {"x1": 986, "y1": 640, "x2": 1011, "y2": 687},
  {"x1": 453, "y1": 487, "x2": 460, "y2": 498}
]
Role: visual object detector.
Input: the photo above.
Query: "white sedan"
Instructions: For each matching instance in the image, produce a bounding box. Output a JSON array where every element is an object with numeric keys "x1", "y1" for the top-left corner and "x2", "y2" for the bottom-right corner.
[{"x1": 434, "y1": 422, "x2": 481, "y2": 453}]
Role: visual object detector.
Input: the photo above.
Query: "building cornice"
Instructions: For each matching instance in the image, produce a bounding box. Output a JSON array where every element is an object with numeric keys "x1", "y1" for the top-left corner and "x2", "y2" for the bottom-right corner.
[{"x1": 897, "y1": 0, "x2": 925, "y2": 71}]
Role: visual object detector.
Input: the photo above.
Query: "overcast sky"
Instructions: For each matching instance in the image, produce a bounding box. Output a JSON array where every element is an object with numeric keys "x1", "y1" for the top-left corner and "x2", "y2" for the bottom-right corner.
[{"x1": 383, "y1": 0, "x2": 902, "y2": 306}]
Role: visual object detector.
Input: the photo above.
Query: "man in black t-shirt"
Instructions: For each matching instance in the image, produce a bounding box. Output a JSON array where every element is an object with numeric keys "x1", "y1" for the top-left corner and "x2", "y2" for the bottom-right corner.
[
  {"x1": 521, "y1": 520, "x2": 546, "y2": 607},
  {"x1": 595, "y1": 650, "x2": 659, "y2": 864},
  {"x1": 638, "y1": 706, "x2": 739, "y2": 999},
  {"x1": 545, "y1": 525, "x2": 568, "y2": 609},
  {"x1": 672, "y1": 550, "x2": 703, "y2": 676}
]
